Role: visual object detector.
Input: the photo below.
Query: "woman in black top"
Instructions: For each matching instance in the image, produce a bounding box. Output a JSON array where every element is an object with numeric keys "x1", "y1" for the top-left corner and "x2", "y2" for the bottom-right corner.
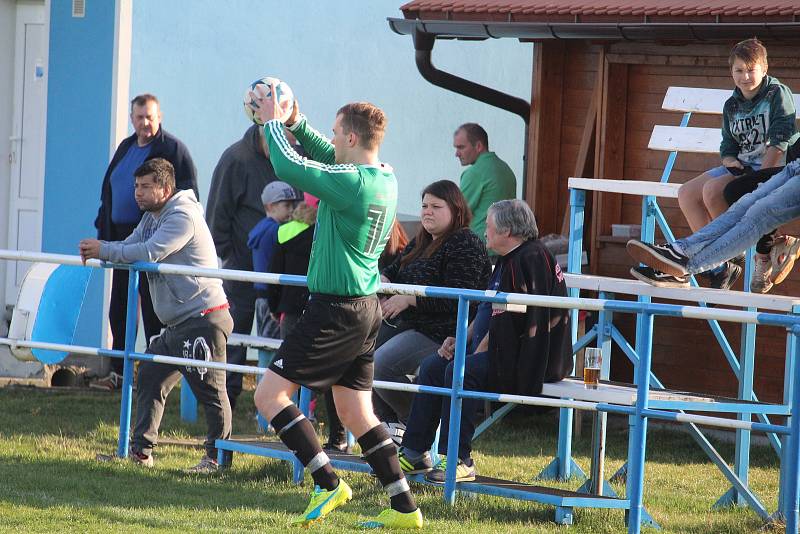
[{"x1": 374, "y1": 180, "x2": 491, "y2": 428}]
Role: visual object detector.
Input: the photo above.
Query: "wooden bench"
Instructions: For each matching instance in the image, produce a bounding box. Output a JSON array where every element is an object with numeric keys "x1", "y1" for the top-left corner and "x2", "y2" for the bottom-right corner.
[{"x1": 562, "y1": 85, "x2": 800, "y2": 517}]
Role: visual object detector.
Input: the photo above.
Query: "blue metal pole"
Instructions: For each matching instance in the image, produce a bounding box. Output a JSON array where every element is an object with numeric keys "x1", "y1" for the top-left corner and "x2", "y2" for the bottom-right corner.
[
  {"x1": 779, "y1": 307, "x2": 800, "y2": 520},
  {"x1": 783, "y1": 326, "x2": 800, "y2": 534},
  {"x1": 116, "y1": 267, "x2": 139, "y2": 458},
  {"x1": 627, "y1": 312, "x2": 654, "y2": 534},
  {"x1": 443, "y1": 296, "x2": 470, "y2": 505},
  {"x1": 734, "y1": 262, "x2": 757, "y2": 506},
  {"x1": 557, "y1": 187, "x2": 585, "y2": 480},
  {"x1": 180, "y1": 378, "x2": 198, "y2": 423}
]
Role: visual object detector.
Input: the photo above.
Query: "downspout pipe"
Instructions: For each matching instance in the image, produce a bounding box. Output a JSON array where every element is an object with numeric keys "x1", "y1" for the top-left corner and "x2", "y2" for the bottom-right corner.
[
  {"x1": 412, "y1": 29, "x2": 531, "y2": 197},
  {"x1": 413, "y1": 29, "x2": 530, "y2": 124}
]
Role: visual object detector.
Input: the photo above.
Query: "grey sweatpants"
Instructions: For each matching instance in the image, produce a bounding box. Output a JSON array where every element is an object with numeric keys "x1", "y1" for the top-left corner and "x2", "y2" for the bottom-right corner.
[{"x1": 132, "y1": 309, "x2": 234, "y2": 458}]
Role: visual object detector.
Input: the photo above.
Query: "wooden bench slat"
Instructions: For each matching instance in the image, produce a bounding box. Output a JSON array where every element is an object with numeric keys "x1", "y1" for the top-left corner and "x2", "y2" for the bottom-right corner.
[
  {"x1": 662, "y1": 86, "x2": 800, "y2": 115},
  {"x1": 228, "y1": 333, "x2": 281, "y2": 350},
  {"x1": 564, "y1": 272, "x2": 800, "y2": 312},
  {"x1": 648, "y1": 125, "x2": 721, "y2": 154},
  {"x1": 568, "y1": 177, "x2": 680, "y2": 198}
]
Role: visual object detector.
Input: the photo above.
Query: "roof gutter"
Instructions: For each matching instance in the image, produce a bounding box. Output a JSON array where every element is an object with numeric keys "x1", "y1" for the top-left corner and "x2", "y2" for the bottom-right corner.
[{"x1": 389, "y1": 18, "x2": 800, "y2": 42}]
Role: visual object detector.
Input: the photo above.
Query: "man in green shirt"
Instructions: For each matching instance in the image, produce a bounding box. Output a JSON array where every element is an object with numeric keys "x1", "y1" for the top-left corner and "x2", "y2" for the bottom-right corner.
[
  {"x1": 251, "y1": 87, "x2": 423, "y2": 530},
  {"x1": 454, "y1": 123, "x2": 517, "y2": 242}
]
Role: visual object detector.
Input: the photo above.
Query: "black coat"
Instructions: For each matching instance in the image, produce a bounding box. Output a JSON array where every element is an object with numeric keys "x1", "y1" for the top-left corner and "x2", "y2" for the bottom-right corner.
[
  {"x1": 266, "y1": 223, "x2": 314, "y2": 315},
  {"x1": 487, "y1": 239, "x2": 572, "y2": 396},
  {"x1": 94, "y1": 127, "x2": 198, "y2": 240}
]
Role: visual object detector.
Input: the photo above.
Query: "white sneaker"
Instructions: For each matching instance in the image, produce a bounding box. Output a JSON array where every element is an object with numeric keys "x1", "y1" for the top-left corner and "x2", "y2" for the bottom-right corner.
[
  {"x1": 89, "y1": 371, "x2": 122, "y2": 391},
  {"x1": 750, "y1": 253, "x2": 773, "y2": 294},
  {"x1": 184, "y1": 454, "x2": 220, "y2": 474},
  {"x1": 770, "y1": 235, "x2": 800, "y2": 286}
]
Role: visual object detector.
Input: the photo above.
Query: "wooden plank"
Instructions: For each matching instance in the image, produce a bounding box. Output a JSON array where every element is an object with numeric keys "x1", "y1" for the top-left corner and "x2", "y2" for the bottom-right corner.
[
  {"x1": 560, "y1": 83, "x2": 598, "y2": 235},
  {"x1": 528, "y1": 40, "x2": 566, "y2": 236},
  {"x1": 541, "y1": 377, "x2": 720, "y2": 405},
  {"x1": 662, "y1": 86, "x2": 800, "y2": 114},
  {"x1": 591, "y1": 54, "x2": 628, "y2": 271},
  {"x1": 564, "y1": 273, "x2": 800, "y2": 312},
  {"x1": 569, "y1": 177, "x2": 680, "y2": 198},
  {"x1": 648, "y1": 125, "x2": 721, "y2": 154}
]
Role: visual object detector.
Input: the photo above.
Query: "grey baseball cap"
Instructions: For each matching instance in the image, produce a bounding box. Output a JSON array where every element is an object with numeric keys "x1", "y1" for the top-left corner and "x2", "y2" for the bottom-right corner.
[{"x1": 261, "y1": 181, "x2": 302, "y2": 205}]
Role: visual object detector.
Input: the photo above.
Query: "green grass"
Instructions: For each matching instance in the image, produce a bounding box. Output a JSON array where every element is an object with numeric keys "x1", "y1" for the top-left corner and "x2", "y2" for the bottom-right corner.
[{"x1": 0, "y1": 386, "x2": 783, "y2": 533}]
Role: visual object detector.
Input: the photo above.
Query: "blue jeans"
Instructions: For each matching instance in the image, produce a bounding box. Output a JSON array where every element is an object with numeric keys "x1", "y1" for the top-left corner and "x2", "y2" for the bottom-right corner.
[
  {"x1": 401, "y1": 351, "x2": 489, "y2": 462},
  {"x1": 372, "y1": 328, "x2": 439, "y2": 424},
  {"x1": 677, "y1": 159, "x2": 800, "y2": 274}
]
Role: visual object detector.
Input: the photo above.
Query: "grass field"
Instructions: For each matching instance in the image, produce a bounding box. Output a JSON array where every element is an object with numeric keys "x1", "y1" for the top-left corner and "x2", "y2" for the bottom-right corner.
[{"x1": 0, "y1": 385, "x2": 784, "y2": 533}]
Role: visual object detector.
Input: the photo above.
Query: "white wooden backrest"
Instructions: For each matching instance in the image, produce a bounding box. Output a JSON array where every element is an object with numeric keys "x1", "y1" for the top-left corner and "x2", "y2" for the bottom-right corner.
[
  {"x1": 567, "y1": 177, "x2": 680, "y2": 198},
  {"x1": 648, "y1": 125, "x2": 721, "y2": 154},
  {"x1": 663, "y1": 86, "x2": 800, "y2": 115}
]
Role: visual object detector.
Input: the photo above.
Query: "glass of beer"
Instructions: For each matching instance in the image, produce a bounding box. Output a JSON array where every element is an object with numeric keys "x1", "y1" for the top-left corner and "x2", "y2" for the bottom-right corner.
[{"x1": 584, "y1": 347, "x2": 601, "y2": 389}]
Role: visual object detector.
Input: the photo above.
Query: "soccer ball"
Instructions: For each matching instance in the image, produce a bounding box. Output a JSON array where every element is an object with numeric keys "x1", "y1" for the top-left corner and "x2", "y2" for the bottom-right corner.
[{"x1": 243, "y1": 77, "x2": 294, "y2": 125}]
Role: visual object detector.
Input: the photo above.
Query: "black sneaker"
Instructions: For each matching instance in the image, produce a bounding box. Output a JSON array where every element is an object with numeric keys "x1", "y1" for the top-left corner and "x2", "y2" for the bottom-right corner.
[
  {"x1": 630, "y1": 266, "x2": 689, "y2": 288},
  {"x1": 626, "y1": 240, "x2": 689, "y2": 277},
  {"x1": 424, "y1": 457, "x2": 476, "y2": 484},
  {"x1": 322, "y1": 441, "x2": 352, "y2": 455},
  {"x1": 708, "y1": 261, "x2": 743, "y2": 290},
  {"x1": 397, "y1": 449, "x2": 433, "y2": 475}
]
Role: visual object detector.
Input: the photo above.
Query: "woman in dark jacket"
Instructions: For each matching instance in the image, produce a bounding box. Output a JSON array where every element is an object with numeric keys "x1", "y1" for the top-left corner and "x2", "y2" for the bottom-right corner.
[{"x1": 375, "y1": 180, "x2": 491, "y2": 429}]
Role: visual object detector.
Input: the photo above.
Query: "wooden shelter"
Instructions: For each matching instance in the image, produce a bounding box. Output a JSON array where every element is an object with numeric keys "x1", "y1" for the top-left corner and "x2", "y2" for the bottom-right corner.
[{"x1": 390, "y1": 1, "x2": 800, "y2": 402}]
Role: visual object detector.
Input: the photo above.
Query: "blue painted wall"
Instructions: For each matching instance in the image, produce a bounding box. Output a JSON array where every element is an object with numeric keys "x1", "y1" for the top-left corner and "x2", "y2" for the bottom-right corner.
[
  {"x1": 43, "y1": 1, "x2": 117, "y2": 345},
  {"x1": 130, "y1": 0, "x2": 532, "y2": 216},
  {"x1": 43, "y1": 0, "x2": 116, "y2": 252}
]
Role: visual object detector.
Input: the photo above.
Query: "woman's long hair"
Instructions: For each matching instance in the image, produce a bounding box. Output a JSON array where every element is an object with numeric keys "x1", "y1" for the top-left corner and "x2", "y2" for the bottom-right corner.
[
  {"x1": 400, "y1": 180, "x2": 472, "y2": 267},
  {"x1": 291, "y1": 201, "x2": 318, "y2": 225},
  {"x1": 384, "y1": 220, "x2": 409, "y2": 257}
]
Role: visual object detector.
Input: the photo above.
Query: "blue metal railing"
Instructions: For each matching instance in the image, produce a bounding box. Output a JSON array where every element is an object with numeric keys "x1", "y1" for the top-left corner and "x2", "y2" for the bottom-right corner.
[{"x1": 0, "y1": 249, "x2": 798, "y2": 533}]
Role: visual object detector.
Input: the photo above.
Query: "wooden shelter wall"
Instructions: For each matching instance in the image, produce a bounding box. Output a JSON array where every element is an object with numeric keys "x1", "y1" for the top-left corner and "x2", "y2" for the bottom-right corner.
[{"x1": 533, "y1": 41, "x2": 800, "y2": 403}]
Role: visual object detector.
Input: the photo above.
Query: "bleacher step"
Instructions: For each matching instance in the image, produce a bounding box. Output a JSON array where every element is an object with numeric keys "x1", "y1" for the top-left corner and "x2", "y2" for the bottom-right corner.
[{"x1": 215, "y1": 439, "x2": 630, "y2": 511}]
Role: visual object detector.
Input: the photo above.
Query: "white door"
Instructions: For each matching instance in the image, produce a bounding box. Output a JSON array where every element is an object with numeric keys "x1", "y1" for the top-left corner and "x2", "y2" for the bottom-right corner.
[{"x1": 6, "y1": 3, "x2": 47, "y2": 306}]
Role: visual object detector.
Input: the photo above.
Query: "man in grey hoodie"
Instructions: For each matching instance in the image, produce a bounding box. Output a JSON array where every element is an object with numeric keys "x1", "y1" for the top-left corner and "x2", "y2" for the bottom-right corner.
[{"x1": 80, "y1": 158, "x2": 233, "y2": 473}]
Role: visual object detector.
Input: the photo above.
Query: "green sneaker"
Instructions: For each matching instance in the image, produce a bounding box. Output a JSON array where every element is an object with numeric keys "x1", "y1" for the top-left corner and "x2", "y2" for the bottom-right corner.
[
  {"x1": 291, "y1": 479, "x2": 352, "y2": 526},
  {"x1": 398, "y1": 450, "x2": 433, "y2": 475},
  {"x1": 424, "y1": 457, "x2": 476, "y2": 484},
  {"x1": 359, "y1": 508, "x2": 423, "y2": 529}
]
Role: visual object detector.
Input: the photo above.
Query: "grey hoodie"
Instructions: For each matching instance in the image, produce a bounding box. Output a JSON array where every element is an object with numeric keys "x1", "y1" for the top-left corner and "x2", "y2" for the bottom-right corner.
[{"x1": 100, "y1": 189, "x2": 227, "y2": 326}]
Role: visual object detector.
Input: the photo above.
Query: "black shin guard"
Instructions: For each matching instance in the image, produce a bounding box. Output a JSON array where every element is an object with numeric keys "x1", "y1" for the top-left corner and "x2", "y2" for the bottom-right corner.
[
  {"x1": 272, "y1": 405, "x2": 338, "y2": 491},
  {"x1": 359, "y1": 424, "x2": 416, "y2": 513}
]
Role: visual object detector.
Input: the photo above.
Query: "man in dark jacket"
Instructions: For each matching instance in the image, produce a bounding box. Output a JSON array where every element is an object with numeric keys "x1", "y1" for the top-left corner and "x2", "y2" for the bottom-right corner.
[
  {"x1": 396, "y1": 199, "x2": 572, "y2": 483},
  {"x1": 206, "y1": 124, "x2": 298, "y2": 410},
  {"x1": 91, "y1": 94, "x2": 198, "y2": 390}
]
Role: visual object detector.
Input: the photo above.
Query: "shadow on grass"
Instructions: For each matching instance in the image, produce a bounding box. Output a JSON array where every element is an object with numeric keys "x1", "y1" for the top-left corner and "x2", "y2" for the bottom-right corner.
[
  {"x1": 476, "y1": 408, "x2": 781, "y2": 470},
  {"x1": 0, "y1": 453, "x2": 296, "y2": 511}
]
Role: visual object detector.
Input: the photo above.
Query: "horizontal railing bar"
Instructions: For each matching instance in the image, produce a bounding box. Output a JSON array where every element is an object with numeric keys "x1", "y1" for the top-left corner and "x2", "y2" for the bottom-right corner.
[
  {"x1": 3, "y1": 250, "x2": 798, "y2": 328},
  {"x1": 2, "y1": 337, "x2": 790, "y2": 435}
]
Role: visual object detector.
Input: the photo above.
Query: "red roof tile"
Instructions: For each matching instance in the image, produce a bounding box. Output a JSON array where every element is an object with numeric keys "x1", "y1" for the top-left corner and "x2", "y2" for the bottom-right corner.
[{"x1": 400, "y1": 0, "x2": 800, "y2": 21}]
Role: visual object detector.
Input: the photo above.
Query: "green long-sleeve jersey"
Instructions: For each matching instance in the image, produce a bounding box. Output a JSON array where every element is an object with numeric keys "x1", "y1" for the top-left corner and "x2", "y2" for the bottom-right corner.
[{"x1": 264, "y1": 116, "x2": 397, "y2": 296}]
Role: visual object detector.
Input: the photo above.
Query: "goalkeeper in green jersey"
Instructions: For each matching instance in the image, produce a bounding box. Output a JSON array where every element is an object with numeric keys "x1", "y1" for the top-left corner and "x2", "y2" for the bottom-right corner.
[{"x1": 249, "y1": 84, "x2": 423, "y2": 530}]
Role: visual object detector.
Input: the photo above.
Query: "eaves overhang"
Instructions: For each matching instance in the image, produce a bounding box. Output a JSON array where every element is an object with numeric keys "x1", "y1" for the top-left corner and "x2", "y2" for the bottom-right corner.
[{"x1": 387, "y1": 18, "x2": 800, "y2": 42}]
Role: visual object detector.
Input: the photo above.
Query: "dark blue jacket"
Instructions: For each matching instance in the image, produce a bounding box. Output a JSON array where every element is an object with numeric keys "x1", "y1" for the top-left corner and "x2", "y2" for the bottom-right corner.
[{"x1": 94, "y1": 127, "x2": 198, "y2": 240}]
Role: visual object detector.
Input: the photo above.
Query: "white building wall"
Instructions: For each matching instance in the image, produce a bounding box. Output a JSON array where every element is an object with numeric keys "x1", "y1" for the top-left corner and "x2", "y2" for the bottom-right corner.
[
  {"x1": 0, "y1": 0, "x2": 16, "y2": 313},
  {"x1": 130, "y1": 0, "x2": 532, "y2": 216}
]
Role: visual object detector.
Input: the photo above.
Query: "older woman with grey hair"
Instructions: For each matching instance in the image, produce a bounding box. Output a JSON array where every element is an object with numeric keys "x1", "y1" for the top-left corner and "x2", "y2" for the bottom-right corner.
[{"x1": 396, "y1": 199, "x2": 572, "y2": 483}]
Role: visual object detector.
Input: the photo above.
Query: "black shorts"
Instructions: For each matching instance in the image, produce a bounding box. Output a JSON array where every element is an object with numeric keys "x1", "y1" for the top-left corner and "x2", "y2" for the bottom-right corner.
[
  {"x1": 268, "y1": 293, "x2": 381, "y2": 392},
  {"x1": 723, "y1": 166, "x2": 784, "y2": 206}
]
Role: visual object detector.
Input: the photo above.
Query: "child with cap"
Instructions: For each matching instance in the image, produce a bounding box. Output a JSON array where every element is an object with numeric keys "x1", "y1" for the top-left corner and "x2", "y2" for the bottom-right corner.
[{"x1": 247, "y1": 181, "x2": 302, "y2": 369}]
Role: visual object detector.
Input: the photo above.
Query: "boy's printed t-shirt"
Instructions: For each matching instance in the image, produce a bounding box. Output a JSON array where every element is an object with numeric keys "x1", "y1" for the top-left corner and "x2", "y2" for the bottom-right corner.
[{"x1": 721, "y1": 75, "x2": 799, "y2": 166}]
